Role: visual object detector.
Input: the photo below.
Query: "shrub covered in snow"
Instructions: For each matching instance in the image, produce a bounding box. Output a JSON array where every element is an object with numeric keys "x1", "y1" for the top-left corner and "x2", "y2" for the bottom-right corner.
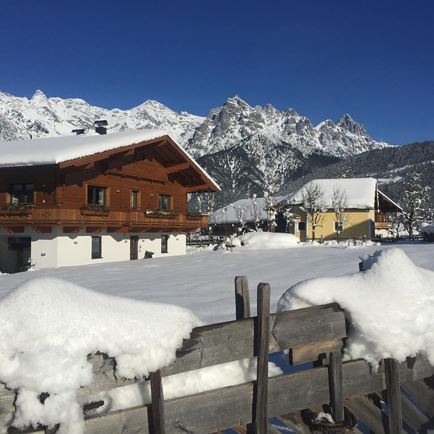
[
  {"x1": 238, "y1": 232, "x2": 299, "y2": 250},
  {"x1": 0, "y1": 278, "x2": 200, "y2": 433},
  {"x1": 277, "y1": 248, "x2": 434, "y2": 367}
]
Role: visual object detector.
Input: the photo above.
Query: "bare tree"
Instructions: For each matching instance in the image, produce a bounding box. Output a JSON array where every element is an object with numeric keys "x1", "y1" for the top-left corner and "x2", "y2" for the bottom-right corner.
[
  {"x1": 331, "y1": 186, "x2": 349, "y2": 240},
  {"x1": 302, "y1": 182, "x2": 326, "y2": 241},
  {"x1": 400, "y1": 170, "x2": 431, "y2": 240}
]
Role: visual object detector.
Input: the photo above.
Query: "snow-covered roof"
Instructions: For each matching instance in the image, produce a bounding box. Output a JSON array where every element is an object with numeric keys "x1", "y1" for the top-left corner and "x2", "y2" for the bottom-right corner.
[
  {"x1": 0, "y1": 129, "x2": 167, "y2": 167},
  {"x1": 211, "y1": 197, "x2": 270, "y2": 224},
  {"x1": 0, "y1": 129, "x2": 220, "y2": 191},
  {"x1": 283, "y1": 178, "x2": 378, "y2": 209}
]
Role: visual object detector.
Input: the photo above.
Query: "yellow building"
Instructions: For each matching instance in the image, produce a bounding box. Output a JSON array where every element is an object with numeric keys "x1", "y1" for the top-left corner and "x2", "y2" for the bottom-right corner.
[{"x1": 279, "y1": 178, "x2": 402, "y2": 241}]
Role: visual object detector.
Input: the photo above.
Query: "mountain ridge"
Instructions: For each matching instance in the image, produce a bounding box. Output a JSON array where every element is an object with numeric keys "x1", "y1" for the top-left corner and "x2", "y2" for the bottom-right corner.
[{"x1": 0, "y1": 90, "x2": 391, "y2": 207}]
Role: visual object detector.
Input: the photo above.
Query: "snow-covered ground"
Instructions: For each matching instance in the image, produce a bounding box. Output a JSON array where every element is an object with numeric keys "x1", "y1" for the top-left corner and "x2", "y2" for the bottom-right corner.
[{"x1": 1, "y1": 242, "x2": 433, "y2": 324}]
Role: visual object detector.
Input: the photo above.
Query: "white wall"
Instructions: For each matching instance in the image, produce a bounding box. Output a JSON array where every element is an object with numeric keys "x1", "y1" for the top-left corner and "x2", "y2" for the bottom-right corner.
[{"x1": 0, "y1": 227, "x2": 187, "y2": 271}]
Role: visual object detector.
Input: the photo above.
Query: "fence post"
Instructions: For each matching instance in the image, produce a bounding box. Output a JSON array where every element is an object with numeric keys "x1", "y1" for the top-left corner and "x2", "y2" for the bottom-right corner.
[
  {"x1": 328, "y1": 350, "x2": 344, "y2": 423},
  {"x1": 235, "y1": 276, "x2": 251, "y2": 320},
  {"x1": 253, "y1": 283, "x2": 270, "y2": 434},
  {"x1": 384, "y1": 358, "x2": 403, "y2": 434},
  {"x1": 149, "y1": 370, "x2": 165, "y2": 434}
]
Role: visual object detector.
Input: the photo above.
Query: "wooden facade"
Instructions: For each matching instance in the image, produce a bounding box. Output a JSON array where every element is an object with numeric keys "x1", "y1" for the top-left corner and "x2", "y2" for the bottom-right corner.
[{"x1": 0, "y1": 136, "x2": 218, "y2": 234}]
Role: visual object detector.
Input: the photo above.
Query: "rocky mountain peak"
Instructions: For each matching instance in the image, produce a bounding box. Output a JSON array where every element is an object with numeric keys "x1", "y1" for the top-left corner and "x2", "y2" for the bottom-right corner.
[{"x1": 336, "y1": 113, "x2": 368, "y2": 136}]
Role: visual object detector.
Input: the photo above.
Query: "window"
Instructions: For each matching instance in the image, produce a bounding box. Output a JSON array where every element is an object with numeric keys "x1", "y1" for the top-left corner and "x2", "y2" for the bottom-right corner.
[
  {"x1": 87, "y1": 186, "x2": 106, "y2": 206},
  {"x1": 10, "y1": 184, "x2": 34, "y2": 204},
  {"x1": 130, "y1": 191, "x2": 138, "y2": 209},
  {"x1": 335, "y1": 221, "x2": 344, "y2": 232},
  {"x1": 161, "y1": 235, "x2": 168, "y2": 254},
  {"x1": 159, "y1": 195, "x2": 172, "y2": 210},
  {"x1": 91, "y1": 236, "x2": 102, "y2": 259},
  {"x1": 298, "y1": 221, "x2": 306, "y2": 231}
]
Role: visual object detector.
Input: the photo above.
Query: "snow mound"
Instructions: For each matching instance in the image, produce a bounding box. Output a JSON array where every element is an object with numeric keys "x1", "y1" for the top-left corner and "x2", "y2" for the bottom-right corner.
[
  {"x1": 238, "y1": 232, "x2": 299, "y2": 249},
  {"x1": 277, "y1": 248, "x2": 434, "y2": 366},
  {"x1": 0, "y1": 277, "x2": 200, "y2": 434}
]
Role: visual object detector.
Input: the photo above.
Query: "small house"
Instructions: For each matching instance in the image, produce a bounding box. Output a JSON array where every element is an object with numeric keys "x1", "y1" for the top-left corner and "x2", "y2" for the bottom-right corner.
[
  {"x1": 0, "y1": 130, "x2": 219, "y2": 273},
  {"x1": 278, "y1": 178, "x2": 402, "y2": 241}
]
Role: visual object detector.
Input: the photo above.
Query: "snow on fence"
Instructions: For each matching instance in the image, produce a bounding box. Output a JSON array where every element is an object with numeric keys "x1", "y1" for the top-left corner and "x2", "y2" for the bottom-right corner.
[{"x1": 1, "y1": 277, "x2": 434, "y2": 434}]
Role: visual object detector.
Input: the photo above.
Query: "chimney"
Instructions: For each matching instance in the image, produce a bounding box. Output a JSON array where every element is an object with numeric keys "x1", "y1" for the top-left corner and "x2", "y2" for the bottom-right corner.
[
  {"x1": 72, "y1": 128, "x2": 86, "y2": 135},
  {"x1": 94, "y1": 120, "x2": 108, "y2": 135}
]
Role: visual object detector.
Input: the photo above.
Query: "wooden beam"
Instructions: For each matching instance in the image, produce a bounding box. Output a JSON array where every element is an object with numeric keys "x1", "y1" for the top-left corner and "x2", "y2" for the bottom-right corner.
[
  {"x1": 384, "y1": 358, "x2": 403, "y2": 434},
  {"x1": 149, "y1": 370, "x2": 165, "y2": 434},
  {"x1": 184, "y1": 184, "x2": 212, "y2": 193},
  {"x1": 253, "y1": 283, "x2": 270, "y2": 434},
  {"x1": 289, "y1": 339, "x2": 342, "y2": 366},
  {"x1": 32, "y1": 225, "x2": 52, "y2": 234},
  {"x1": 62, "y1": 226, "x2": 81, "y2": 234},
  {"x1": 328, "y1": 351, "x2": 344, "y2": 423},
  {"x1": 165, "y1": 162, "x2": 190, "y2": 174},
  {"x1": 235, "y1": 276, "x2": 251, "y2": 320},
  {"x1": 3, "y1": 225, "x2": 25, "y2": 233}
]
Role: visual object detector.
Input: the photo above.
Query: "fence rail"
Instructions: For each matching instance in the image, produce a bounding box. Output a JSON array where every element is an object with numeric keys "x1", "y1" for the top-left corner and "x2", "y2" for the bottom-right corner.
[{"x1": 1, "y1": 276, "x2": 433, "y2": 434}]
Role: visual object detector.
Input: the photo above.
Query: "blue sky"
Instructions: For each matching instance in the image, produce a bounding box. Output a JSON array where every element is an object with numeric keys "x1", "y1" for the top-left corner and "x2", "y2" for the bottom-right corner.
[{"x1": 1, "y1": 0, "x2": 433, "y2": 144}]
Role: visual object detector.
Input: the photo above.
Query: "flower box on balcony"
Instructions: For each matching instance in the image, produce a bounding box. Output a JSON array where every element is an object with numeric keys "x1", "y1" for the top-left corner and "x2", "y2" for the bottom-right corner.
[
  {"x1": 145, "y1": 209, "x2": 178, "y2": 218},
  {"x1": 0, "y1": 203, "x2": 34, "y2": 215},
  {"x1": 80, "y1": 205, "x2": 110, "y2": 216}
]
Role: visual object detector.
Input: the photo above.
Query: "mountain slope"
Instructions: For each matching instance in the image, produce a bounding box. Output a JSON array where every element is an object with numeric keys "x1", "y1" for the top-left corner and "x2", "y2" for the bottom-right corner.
[{"x1": 279, "y1": 141, "x2": 434, "y2": 207}]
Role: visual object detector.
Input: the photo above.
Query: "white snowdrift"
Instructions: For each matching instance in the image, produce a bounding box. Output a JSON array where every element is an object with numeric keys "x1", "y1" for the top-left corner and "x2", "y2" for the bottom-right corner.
[
  {"x1": 277, "y1": 248, "x2": 434, "y2": 366},
  {"x1": 87, "y1": 358, "x2": 282, "y2": 414},
  {"x1": 0, "y1": 277, "x2": 200, "y2": 434},
  {"x1": 238, "y1": 232, "x2": 299, "y2": 249}
]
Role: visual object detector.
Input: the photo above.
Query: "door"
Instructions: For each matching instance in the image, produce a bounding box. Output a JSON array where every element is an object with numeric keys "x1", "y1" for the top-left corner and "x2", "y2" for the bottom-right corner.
[
  {"x1": 130, "y1": 236, "x2": 138, "y2": 260},
  {"x1": 8, "y1": 237, "x2": 31, "y2": 273}
]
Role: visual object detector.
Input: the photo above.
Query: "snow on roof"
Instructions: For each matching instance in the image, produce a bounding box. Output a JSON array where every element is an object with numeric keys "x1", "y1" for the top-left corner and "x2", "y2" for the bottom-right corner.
[
  {"x1": 211, "y1": 197, "x2": 270, "y2": 224},
  {"x1": 0, "y1": 129, "x2": 221, "y2": 191},
  {"x1": 277, "y1": 248, "x2": 434, "y2": 366},
  {"x1": 283, "y1": 178, "x2": 378, "y2": 209},
  {"x1": 0, "y1": 129, "x2": 167, "y2": 167}
]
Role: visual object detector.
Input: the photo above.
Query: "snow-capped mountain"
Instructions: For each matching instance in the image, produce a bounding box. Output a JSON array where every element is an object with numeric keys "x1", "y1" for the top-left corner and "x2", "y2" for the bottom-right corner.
[
  {"x1": 185, "y1": 96, "x2": 388, "y2": 158},
  {"x1": 0, "y1": 90, "x2": 390, "y2": 207},
  {"x1": 0, "y1": 90, "x2": 204, "y2": 144}
]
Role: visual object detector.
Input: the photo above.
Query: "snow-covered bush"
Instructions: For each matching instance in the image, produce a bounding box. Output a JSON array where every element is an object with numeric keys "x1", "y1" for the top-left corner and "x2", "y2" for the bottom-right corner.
[
  {"x1": 0, "y1": 278, "x2": 200, "y2": 433},
  {"x1": 278, "y1": 248, "x2": 434, "y2": 366}
]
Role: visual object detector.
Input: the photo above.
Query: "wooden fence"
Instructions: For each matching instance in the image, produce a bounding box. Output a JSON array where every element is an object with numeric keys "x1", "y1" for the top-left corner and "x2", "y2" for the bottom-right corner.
[{"x1": 1, "y1": 277, "x2": 434, "y2": 433}]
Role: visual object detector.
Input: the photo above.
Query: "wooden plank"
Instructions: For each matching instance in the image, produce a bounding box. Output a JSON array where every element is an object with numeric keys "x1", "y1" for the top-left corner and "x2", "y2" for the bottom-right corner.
[
  {"x1": 149, "y1": 370, "x2": 165, "y2": 434},
  {"x1": 235, "y1": 276, "x2": 251, "y2": 320},
  {"x1": 345, "y1": 395, "x2": 387, "y2": 434},
  {"x1": 274, "y1": 413, "x2": 312, "y2": 434},
  {"x1": 23, "y1": 357, "x2": 434, "y2": 434},
  {"x1": 84, "y1": 405, "x2": 149, "y2": 434},
  {"x1": 399, "y1": 393, "x2": 430, "y2": 433},
  {"x1": 289, "y1": 338, "x2": 342, "y2": 365},
  {"x1": 253, "y1": 283, "x2": 270, "y2": 434},
  {"x1": 401, "y1": 377, "x2": 434, "y2": 415},
  {"x1": 328, "y1": 350, "x2": 344, "y2": 423},
  {"x1": 384, "y1": 358, "x2": 403, "y2": 434}
]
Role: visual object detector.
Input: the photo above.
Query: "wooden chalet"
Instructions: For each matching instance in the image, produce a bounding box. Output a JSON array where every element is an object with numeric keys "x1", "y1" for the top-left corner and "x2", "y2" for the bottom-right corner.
[{"x1": 0, "y1": 130, "x2": 219, "y2": 273}]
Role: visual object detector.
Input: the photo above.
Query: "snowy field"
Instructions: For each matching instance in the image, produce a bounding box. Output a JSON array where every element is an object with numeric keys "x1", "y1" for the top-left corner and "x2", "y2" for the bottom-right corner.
[{"x1": 1, "y1": 241, "x2": 433, "y2": 324}]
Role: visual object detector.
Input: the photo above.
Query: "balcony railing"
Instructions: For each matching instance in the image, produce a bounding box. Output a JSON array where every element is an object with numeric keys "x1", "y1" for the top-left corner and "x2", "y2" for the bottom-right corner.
[
  {"x1": 80, "y1": 205, "x2": 110, "y2": 216},
  {"x1": 0, "y1": 205, "x2": 209, "y2": 231}
]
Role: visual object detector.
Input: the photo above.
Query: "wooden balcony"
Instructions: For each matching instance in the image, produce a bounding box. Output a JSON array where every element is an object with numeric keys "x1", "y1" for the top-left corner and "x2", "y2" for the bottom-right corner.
[
  {"x1": 0, "y1": 205, "x2": 209, "y2": 233},
  {"x1": 375, "y1": 212, "x2": 393, "y2": 230}
]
